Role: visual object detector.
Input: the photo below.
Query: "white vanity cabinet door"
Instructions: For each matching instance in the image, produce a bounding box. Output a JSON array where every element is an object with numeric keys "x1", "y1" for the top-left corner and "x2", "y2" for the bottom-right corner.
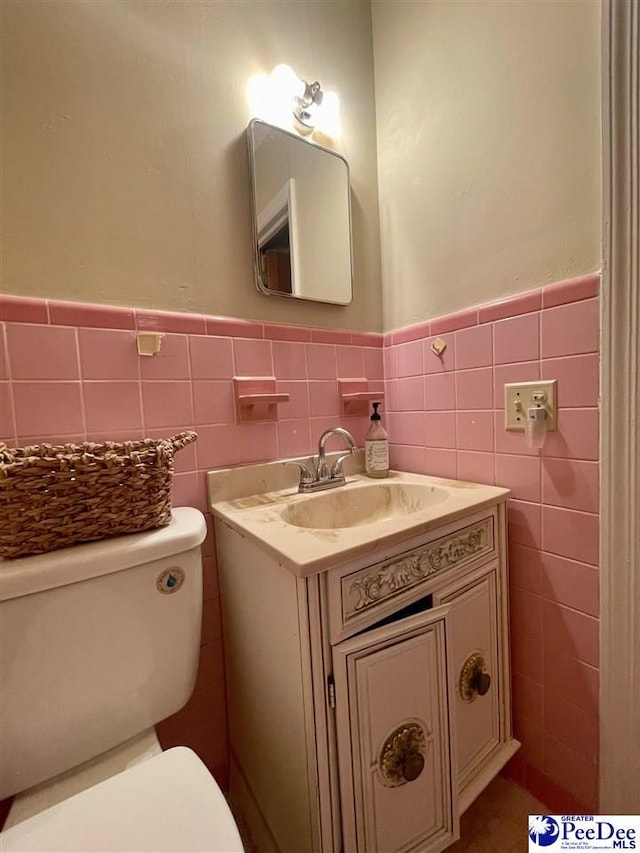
[
  {"x1": 433, "y1": 563, "x2": 501, "y2": 797},
  {"x1": 332, "y1": 608, "x2": 458, "y2": 853}
]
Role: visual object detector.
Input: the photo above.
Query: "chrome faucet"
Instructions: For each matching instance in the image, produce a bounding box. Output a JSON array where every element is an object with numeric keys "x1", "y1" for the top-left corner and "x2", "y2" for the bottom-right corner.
[{"x1": 289, "y1": 427, "x2": 359, "y2": 493}]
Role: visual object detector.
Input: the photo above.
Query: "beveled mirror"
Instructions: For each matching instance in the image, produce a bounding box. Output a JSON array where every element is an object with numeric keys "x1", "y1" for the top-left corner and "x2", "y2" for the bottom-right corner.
[{"x1": 247, "y1": 119, "x2": 353, "y2": 305}]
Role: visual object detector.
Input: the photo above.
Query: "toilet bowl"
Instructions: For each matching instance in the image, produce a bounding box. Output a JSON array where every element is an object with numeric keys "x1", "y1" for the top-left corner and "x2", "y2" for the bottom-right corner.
[
  {"x1": 0, "y1": 508, "x2": 244, "y2": 852},
  {"x1": 1, "y1": 748, "x2": 243, "y2": 853}
]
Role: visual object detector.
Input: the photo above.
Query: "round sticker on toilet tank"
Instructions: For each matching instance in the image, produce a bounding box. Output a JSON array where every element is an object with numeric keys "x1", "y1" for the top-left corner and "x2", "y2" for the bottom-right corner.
[{"x1": 157, "y1": 567, "x2": 185, "y2": 594}]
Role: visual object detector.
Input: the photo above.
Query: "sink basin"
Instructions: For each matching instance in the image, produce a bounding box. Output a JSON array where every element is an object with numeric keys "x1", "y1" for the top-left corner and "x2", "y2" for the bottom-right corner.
[
  {"x1": 209, "y1": 466, "x2": 511, "y2": 577},
  {"x1": 280, "y1": 482, "x2": 448, "y2": 530}
]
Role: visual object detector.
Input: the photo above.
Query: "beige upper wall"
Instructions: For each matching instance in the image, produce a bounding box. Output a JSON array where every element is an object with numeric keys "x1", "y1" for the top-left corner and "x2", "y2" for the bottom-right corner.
[
  {"x1": 372, "y1": 0, "x2": 602, "y2": 331},
  {"x1": 1, "y1": 0, "x2": 382, "y2": 331},
  {"x1": 2, "y1": 0, "x2": 603, "y2": 334}
]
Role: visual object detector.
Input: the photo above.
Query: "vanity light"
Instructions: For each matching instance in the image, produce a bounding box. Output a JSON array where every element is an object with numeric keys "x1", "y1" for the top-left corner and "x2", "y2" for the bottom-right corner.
[
  {"x1": 270, "y1": 64, "x2": 322, "y2": 134},
  {"x1": 268, "y1": 66, "x2": 314, "y2": 126},
  {"x1": 247, "y1": 64, "x2": 340, "y2": 137}
]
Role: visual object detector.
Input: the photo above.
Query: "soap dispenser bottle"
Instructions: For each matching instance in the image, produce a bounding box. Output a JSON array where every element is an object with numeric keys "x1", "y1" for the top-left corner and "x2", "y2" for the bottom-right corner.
[{"x1": 365, "y1": 402, "x2": 389, "y2": 478}]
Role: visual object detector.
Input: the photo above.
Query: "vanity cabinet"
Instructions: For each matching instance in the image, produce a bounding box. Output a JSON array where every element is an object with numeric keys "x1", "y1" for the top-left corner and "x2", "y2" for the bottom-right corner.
[{"x1": 213, "y1": 486, "x2": 518, "y2": 853}]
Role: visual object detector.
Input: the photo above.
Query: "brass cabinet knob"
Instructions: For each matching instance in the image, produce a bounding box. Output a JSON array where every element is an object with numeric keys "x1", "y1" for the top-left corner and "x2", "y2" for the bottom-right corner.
[
  {"x1": 402, "y1": 749, "x2": 425, "y2": 782},
  {"x1": 476, "y1": 670, "x2": 491, "y2": 696},
  {"x1": 459, "y1": 652, "x2": 492, "y2": 702},
  {"x1": 379, "y1": 722, "x2": 429, "y2": 787}
]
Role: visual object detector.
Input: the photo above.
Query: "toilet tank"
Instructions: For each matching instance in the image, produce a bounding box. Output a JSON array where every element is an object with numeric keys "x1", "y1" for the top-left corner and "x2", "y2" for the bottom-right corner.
[{"x1": 0, "y1": 507, "x2": 206, "y2": 800}]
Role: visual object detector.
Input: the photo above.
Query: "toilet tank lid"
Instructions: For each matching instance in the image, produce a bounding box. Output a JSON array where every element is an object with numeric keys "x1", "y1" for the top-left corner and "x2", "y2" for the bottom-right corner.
[{"x1": 0, "y1": 507, "x2": 206, "y2": 602}]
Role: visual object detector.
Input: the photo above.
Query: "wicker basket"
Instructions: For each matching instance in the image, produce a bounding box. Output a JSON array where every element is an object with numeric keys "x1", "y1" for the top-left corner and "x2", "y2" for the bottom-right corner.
[{"x1": 0, "y1": 432, "x2": 197, "y2": 559}]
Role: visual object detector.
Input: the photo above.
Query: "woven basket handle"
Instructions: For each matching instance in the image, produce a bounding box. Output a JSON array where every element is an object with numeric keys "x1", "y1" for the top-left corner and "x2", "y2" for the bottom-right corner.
[{"x1": 168, "y1": 431, "x2": 198, "y2": 452}]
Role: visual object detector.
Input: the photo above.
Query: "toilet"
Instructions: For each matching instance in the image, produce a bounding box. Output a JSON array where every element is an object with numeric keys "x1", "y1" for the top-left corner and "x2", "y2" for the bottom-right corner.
[{"x1": 0, "y1": 507, "x2": 244, "y2": 852}]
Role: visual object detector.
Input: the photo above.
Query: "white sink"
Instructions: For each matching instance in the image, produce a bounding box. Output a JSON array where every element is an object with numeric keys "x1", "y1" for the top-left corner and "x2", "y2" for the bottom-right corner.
[
  {"x1": 208, "y1": 467, "x2": 509, "y2": 577},
  {"x1": 280, "y1": 482, "x2": 448, "y2": 530}
]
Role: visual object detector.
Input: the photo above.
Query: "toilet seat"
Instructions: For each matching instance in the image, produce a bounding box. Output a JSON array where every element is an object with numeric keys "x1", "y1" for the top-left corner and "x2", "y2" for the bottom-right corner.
[{"x1": 0, "y1": 747, "x2": 245, "y2": 852}]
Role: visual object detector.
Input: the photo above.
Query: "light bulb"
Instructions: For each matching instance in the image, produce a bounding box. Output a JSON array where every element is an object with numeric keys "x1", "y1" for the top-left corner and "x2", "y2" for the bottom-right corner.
[{"x1": 270, "y1": 64, "x2": 304, "y2": 100}]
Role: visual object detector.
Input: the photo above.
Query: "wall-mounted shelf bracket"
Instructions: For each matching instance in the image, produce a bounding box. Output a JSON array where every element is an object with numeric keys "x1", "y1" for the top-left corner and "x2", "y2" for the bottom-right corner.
[
  {"x1": 233, "y1": 377, "x2": 290, "y2": 423},
  {"x1": 338, "y1": 379, "x2": 385, "y2": 417}
]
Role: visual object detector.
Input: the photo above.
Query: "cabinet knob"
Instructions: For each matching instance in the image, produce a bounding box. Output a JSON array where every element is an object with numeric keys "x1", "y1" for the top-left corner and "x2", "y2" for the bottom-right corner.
[
  {"x1": 402, "y1": 750, "x2": 425, "y2": 782},
  {"x1": 379, "y1": 722, "x2": 429, "y2": 787},
  {"x1": 476, "y1": 670, "x2": 491, "y2": 696},
  {"x1": 459, "y1": 652, "x2": 492, "y2": 702}
]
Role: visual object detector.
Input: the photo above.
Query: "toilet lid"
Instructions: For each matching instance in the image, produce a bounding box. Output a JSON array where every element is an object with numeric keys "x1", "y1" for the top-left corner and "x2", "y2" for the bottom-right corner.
[{"x1": 0, "y1": 747, "x2": 245, "y2": 852}]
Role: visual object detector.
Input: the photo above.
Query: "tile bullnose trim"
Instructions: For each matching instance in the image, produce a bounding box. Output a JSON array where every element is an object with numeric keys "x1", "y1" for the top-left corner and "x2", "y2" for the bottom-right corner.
[
  {"x1": 542, "y1": 272, "x2": 601, "y2": 309},
  {"x1": 263, "y1": 323, "x2": 312, "y2": 343},
  {"x1": 350, "y1": 331, "x2": 384, "y2": 348},
  {"x1": 0, "y1": 295, "x2": 49, "y2": 325},
  {"x1": 0, "y1": 293, "x2": 383, "y2": 345},
  {"x1": 136, "y1": 310, "x2": 206, "y2": 335},
  {"x1": 49, "y1": 300, "x2": 136, "y2": 330},
  {"x1": 431, "y1": 307, "x2": 479, "y2": 336},
  {"x1": 385, "y1": 272, "x2": 602, "y2": 341},
  {"x1": 206, "y1": 316, "x2": 265, "y2": 339},
  {"x1": 389, "y1": 320, "x2": 432, "y2": 346},
  {"x1": 478, "y1": 290, "x2": 542, "y2": 324}
]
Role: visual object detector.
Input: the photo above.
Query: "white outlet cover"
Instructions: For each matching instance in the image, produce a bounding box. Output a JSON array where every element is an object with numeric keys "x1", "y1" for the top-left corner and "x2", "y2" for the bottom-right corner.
[{"x1": 504, "y1": 380, "x2": 557, "y2": 431}]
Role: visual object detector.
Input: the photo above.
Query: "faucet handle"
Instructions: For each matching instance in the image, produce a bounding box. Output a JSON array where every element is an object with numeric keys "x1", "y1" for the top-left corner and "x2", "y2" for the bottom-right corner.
[
  {"x1": 285, "y1": 461, "x2": 315, "y2": 487},
  {"x1": 329, "y1": 452, "x2": 354, "y2": 480}
]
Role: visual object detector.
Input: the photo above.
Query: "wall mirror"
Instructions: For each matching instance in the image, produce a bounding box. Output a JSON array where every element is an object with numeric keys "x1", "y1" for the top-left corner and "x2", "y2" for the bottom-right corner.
[{"x1": 247, "y1": 119, "x2": 353, "y2": 305}]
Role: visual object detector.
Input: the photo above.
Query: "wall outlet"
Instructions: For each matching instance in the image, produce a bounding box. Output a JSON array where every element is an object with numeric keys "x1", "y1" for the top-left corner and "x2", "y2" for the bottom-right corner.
[{"x1": 504, "y1": 380, "x2": 557, "y2": 431}]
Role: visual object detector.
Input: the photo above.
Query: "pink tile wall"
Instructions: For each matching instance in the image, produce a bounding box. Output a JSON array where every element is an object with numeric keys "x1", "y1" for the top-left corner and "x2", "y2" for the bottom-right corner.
[
  {"x1": 0, "y1": 295, "x2": 383, "y2": 789},
  {"x1": 384, "y1": 272, "x2": 600, "y2": 812},
  {"x1": 0, "y1": 277, "x2": 600, "y2": 810}
]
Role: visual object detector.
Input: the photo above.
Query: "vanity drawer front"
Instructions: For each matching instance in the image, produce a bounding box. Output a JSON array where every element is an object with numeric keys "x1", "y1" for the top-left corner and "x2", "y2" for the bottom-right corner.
[{"x1": 329, "y1": 511, "x2": 496, "y2": 643}]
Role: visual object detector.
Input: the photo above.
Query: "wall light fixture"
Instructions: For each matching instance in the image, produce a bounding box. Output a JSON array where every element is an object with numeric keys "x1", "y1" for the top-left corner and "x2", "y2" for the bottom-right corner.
[{"x1": 247, "y1": 64, "x2": 340, "y2": 138}]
